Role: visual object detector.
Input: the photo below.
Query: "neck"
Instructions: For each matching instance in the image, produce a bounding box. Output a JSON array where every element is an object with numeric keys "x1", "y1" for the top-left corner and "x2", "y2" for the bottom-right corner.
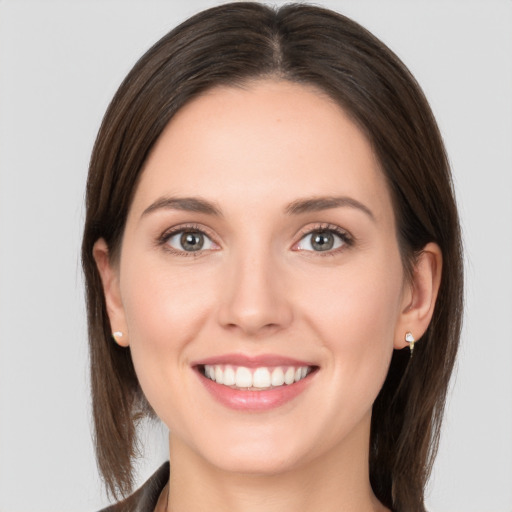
[{"x1": 164, "y1": 413, "x2": 388, "y2": 512}]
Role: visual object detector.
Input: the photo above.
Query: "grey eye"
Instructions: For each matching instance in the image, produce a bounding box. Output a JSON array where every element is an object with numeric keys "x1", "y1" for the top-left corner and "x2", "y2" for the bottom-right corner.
[
  {"x1": 167, "y1": 231, "x2": 215, "y2": 252},
  {"x1": 297, "y1": 230, "x2": 345, "y2": 252}
]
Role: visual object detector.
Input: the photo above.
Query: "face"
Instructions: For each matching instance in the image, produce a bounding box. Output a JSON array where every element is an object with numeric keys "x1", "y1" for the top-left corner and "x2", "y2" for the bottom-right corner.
[{"x1": 100, "y1": 80, "x2": 413, "y2": 475}]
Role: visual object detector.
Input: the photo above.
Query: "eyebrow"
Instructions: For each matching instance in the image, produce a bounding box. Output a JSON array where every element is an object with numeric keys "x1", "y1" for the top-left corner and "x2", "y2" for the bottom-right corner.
[
  {"x1": 140, "y1": 194, "x2": 375, "y2": 222},
  {"x1": 141, "y1": 196, "x2": 223, "y2": 218},
  {"x1": 285, "y1": 196, "x2": 375, "y2": 221}
]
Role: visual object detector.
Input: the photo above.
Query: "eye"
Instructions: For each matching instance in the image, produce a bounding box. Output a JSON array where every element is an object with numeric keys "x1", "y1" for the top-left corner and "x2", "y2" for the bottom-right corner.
[
  {"x1": 295, "y1": 229, "x2": 348, "y2": 252},
  {"x1": 165, "y1": 229, "x2": 216, "y2": 252}
]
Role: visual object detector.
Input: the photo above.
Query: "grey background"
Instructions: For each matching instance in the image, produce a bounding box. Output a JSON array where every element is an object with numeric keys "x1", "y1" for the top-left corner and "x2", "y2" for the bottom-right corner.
[{"x1": 1, "y1": 1, "x2": 511, "y2": 511}]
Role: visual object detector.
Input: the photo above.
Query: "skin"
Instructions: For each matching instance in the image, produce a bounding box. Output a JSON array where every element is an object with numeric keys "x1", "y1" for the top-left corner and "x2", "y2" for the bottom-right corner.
[{"x1": 94, "y1": 79, "x2": 442, "y2": 512}]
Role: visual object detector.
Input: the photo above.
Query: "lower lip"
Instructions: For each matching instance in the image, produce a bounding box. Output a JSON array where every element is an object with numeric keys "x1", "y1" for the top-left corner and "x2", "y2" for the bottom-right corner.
[{"x1": 196, "y1": 369, "x2": 315, "y2": 411}]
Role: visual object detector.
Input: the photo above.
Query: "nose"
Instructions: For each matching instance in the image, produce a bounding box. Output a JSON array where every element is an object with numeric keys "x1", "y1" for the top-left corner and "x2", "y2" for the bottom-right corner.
[{"x1": 217, "y1": 249, "x2": 293, "y2": 337}]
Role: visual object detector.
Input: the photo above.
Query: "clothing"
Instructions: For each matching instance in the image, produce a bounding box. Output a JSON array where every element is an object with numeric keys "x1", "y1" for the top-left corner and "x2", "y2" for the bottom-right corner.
[{"x1": 99, "y1": 462, "x2": 169, "y2": 512}]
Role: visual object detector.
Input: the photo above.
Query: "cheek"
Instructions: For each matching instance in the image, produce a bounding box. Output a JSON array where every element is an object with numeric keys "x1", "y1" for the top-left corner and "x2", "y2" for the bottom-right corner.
[
  {"x1": 123, "y1": 257, "x2": 214, "y2": 339},
  {"x1": 120, "y1": 258, "x2": 216, "y2": 399},
  {"x1": 306, "y1": 253, "x2": 403, "y2": 329},
  {"x1": 302, "y1": 254, "x2": 404, "y2": 393}
]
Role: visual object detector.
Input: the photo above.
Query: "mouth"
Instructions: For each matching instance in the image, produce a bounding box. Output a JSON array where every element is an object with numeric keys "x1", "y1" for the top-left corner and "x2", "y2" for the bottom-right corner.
[
  {"x1": 192, "y1": 355, "x2": 319, "y2": 411},
  {"x1": 198, "y1": 364, "x2": 315, "y2": 391}
]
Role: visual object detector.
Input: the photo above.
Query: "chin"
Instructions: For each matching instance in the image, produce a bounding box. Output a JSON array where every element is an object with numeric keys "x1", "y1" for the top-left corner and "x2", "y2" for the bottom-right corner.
[
  {"x1": 175, "y1": 422, "x2": 312, "y2": 476},
  {"x1": 198, "y1": 425, "x2": 358, "y2": 477},
  {"x1": 204, "y1": 444, "x2": 305, "y2": 476}
]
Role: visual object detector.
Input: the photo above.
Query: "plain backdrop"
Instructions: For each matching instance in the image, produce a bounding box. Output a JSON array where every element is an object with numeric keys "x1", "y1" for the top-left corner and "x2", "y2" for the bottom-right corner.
[{"x1": 0, "y1": 1, "x2": 511, "y2": 511}]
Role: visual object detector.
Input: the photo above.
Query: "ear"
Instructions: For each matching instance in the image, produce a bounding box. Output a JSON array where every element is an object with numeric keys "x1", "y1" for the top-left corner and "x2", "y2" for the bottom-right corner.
[
  {"x1": 394, "y1": 242, "x2": 443, "y2": 350},
  {"x1": 93, "y1": 238, "x2": 129, "y2": 347}
]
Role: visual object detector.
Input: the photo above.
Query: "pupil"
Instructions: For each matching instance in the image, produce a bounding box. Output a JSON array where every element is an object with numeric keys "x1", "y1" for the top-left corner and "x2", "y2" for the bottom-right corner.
[
  {"x1": 312, "y1": 231, "x2": 334, "y2": 251},
  {"x1": 181, "y1": 232, "x2": 204, "y2": 251}
]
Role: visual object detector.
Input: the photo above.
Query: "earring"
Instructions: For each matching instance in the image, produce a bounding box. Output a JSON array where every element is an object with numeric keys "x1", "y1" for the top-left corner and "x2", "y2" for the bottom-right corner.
[
  {"x1": 405, "y1": 331, "x2": 415, "y2": 358},
  {"x1": 112, "y1": 331, "x2": 124, "y2": 345}
]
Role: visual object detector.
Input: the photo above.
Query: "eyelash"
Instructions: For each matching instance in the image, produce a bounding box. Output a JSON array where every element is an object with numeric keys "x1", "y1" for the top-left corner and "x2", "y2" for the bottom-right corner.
[
  {"x1": 157, "y1": 223, "x2": 354, "y2": 256},
  {"x1": 157, "y1": 223, "x2": 218, "y2": 257},
  {"x1": 293, "y1": 223, "x2": 354, "y2": 256}
]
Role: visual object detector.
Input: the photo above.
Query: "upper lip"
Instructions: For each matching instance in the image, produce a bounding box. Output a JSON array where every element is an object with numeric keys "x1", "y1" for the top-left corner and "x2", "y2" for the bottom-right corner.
[{"x1": 191, "y1": 353, "x2": 317, "y2": 368}]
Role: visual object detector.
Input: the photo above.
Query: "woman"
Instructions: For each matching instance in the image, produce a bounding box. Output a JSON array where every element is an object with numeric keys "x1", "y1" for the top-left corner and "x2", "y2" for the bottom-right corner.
[{"x1": 82, "y1": 2, "x2": 463, "y2": 511}]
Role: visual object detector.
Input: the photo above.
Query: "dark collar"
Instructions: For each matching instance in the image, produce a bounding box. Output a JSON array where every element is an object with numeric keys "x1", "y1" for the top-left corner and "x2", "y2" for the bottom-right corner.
[{"x1": 99, "y1": 462, "x2": 170, "y2": 512}]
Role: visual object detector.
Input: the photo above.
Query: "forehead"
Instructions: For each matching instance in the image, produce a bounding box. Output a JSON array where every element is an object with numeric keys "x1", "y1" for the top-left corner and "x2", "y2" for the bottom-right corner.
[{"x1": 129, "y1": 79, "x2": 394, "y2": 226}]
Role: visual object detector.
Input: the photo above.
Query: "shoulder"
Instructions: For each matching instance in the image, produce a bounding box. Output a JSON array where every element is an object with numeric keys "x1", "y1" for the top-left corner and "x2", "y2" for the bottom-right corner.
[{"x1": 97, "y1": 462, "x2": 170, "y2": 512}]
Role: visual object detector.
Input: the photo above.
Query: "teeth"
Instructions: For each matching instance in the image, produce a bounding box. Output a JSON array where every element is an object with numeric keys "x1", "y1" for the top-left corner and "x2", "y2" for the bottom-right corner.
[
  {"x1": 235, "y1": 367, "x2": 252, "y2": 388},
  {"x1": 284, "y1": 367, "x2": 295, "y2": 385},
  {"x1": 203, "y1": 364, "x2": 312, "y2": 389},
  {"x1": 271, "y1": 367, "x2": 285, "y2": 386},
  {"x1": 215, "y1": 366, "x2": 223, "y2": 385},
  {"x1": 223, "y1": 365, "x2": 235, "y2": 386},
  {"x1": 253, "y1": 368, "x2": 271, "y2": 388}
]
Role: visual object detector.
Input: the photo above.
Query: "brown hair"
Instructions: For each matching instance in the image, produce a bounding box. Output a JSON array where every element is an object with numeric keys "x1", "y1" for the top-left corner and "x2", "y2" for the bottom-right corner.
[{"x1": 82, "y1": 3, "x2": 463, "y2": 510}]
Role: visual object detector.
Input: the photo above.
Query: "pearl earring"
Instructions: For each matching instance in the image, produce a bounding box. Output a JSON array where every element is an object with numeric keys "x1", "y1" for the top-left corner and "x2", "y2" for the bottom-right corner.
[
  {"x1": 112, "y1": 331, "x2": 124, "y2": 345},
  {"x1": 405, "y1": 331, "x2": 415, "y2": 358}
]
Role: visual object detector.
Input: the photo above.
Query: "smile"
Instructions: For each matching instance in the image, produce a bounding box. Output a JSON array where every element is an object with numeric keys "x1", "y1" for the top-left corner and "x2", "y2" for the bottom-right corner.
[
  {"x1": 201, "y1": 364, "x2": 312, "y2": 390},
  {"x1": 194, "y1": 355, "x2": 318, "y2": 411}
]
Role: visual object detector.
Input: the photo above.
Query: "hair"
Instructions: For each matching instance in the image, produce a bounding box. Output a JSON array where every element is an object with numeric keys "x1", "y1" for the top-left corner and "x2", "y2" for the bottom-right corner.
[{"x1": 82, "y1": 3, "x2": 463, "y2": 510}]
